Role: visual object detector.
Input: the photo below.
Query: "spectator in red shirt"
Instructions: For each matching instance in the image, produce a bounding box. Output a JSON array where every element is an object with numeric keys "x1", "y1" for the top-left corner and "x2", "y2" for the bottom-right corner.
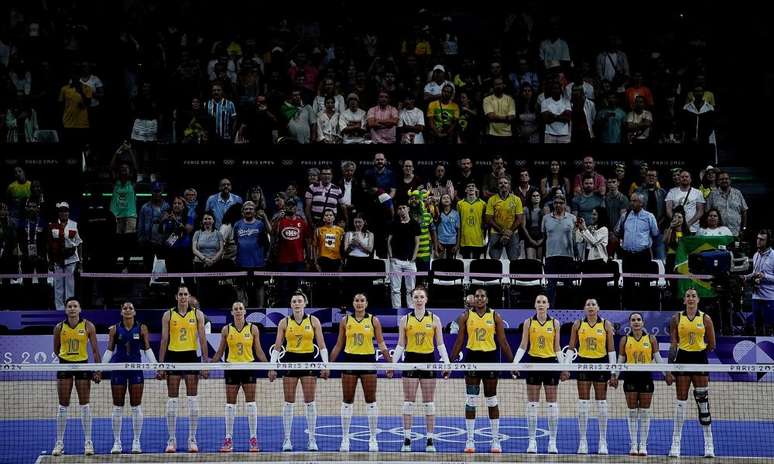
[
  {"x1": 272, "y1": 201, "x2": 312, "y2": 303},
  {"x1": 287, "y1": 51, "x2": 319, "y2": 94},
  {"x1": 625, "y1": 72, "x2": 654, "y2": 110},
  {"x1": 572, "y1": 155, "x2": 607, "y2": 196}
]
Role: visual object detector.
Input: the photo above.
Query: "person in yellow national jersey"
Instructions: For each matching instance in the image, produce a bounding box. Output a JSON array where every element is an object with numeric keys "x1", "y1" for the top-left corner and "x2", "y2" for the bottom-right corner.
[
  {"x1": 330, "y1": 293, "x2": 393, "y2": 452},
  {"x1": 268, "y1": 290, "x2": 329, "y2": 452},
  {"x1": 211, "y1": 302, "x2": 268, "y2": 453},
  {"x1": 565, "y1": 298, "x2": 617, "y2": 455},
  {"x1": 449, "y1": 288, "x2": 514, "y2": 454},
  {"x1": 52, "y1": 298, "x2": 101, "y2": 457},
  {"x1": 392, "y1": 287, "x2": 450, "y2": 453},
  {"x1": 458, "y1": 182, "x2": 486, "y2": 259},
  {"x1": 158, "y1": 284, "x2": 210, "y2": 453},
  {"x1": 666, "y1": 288, "x2": 717, "y2": 458},
  {"x1": 618, "y1": 312, "x2": 664, "y2": 457},
  {"x1": 513, "y1": 294, "x2": 563, "y2": 454}
]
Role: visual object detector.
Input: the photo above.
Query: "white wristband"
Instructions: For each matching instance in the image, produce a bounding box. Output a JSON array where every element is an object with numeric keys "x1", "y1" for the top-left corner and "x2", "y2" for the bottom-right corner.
[
  {"x1": 320, "y1": 348, "x2": 329, "y2": 363},
  {"x1": 392, "y1": 345, "x2": 405, "y2": 364},
  {"x1": 143, "y1": 349, "x2": 157, "y2": 364},
  {"x1": 102, "y1": 349, "x2": 113, "y2": 364},
  {"x1": 270, "y1": 350, "x2": 280, "y2": 364},
  {"x1": 437, "y1": 344, "x2": 450, "y2": 364},
  {"x1": 608, "y1": 351, "x2": 618, "y2": 376}
]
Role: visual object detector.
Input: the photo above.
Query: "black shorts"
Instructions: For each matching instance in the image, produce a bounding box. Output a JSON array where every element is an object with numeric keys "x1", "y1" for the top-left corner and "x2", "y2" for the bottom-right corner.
[
  {"x1": 343, "y1": 352, "x2": 376, "y2": 376},
  {"x1": 403, "y1": 352, "x2": 437, "y2": 379},
  {"x1": 674, "y1": 349, "x2": 708, "y2": 376},
  {"x1": 526, "y1": 356, "x2": 559, "y2": 386},
  {"x1": 56, "y1": 359, "x2": 92, "y2": 380},
  {"x1": 576, "y1": 356, "x2": 611, "y2": 383},
  {"x1": 225, "y1": 369, "x2": 257, "y2": 385},
  {"x1": 281, "y1": 351, "x2": 318, "y2": 378},
  {"x1": 164, "y1": 350, "x2": 201, "y2": 376},
  {"x1": 465, "y1": 349, "x2": 499, "y2": 379},
  {"x1": 623, "y1": 372, "x2": 654, "y2": 393}
]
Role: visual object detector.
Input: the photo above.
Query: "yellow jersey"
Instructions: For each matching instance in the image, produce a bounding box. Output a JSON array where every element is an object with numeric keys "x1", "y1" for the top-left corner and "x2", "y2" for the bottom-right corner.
[
  {"x1": 625, "y1": 334, "x2": 653, "y2": 364},
  {"x1": 344, "y1": 314, "x2": 375, "y2": 355},
  {"x1": 168, "y1": 308, "x2": 198, "y2": 352},
  {"x1": 59, "y1": 320, "x2": 88, "y2": 362},
  {"x1": 678, "y1": 311, "x2": 707, "y2": 352},
  {"x1": 406, "y1": 311, "x2": 435, "y2": 354},
  {"x1": 578, "y1": 318, "x2": 607, "y2": 358},
  {"x1": 485, "y1": 193, "x2": 523, "y2": 231},
  {"x1": 466, "y1": 309, "x2": 497, "y2": 352},
  {"x1": 458, "y1": 198, "x2": 486, "y2": 247},
  {"x1": 316, "y1": 225, "x2": 344, "y2": 260},
  {"x1": 286, "y1": 315, "x2": 315, "y2": 354},
  {"x1": 528, "y1": 316, "x2": 556, "y2": 359},
  {"x1": 226, "y1": 323, "x2": 254, "y2": 363}
]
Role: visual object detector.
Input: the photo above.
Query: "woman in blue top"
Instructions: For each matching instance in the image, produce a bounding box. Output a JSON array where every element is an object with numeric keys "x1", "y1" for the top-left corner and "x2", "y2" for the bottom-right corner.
[
  {"x1": 102, "y1": 302, "x2": 156, "y2": 454},
  {"x1": 434, "y1": 193, "x2": 460, "y2": 258}
]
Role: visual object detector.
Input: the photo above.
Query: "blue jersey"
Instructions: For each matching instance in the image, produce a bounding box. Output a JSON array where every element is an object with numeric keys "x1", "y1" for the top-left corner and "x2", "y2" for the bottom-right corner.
[{"x1": 113, "y1": 321, "x2": 143, "y2": 363}]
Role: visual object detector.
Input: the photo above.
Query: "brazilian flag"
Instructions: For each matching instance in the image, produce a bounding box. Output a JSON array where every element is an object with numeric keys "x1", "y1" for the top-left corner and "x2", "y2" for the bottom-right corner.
[{"x1": 674, "y1": 235, "x2": 734, "y2": 298}]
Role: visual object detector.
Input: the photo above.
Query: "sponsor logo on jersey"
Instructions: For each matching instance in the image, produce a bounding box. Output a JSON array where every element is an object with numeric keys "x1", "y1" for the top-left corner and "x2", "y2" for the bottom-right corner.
[{"x1": 282, "y1": 227, "x2": 301, "y2": 240}]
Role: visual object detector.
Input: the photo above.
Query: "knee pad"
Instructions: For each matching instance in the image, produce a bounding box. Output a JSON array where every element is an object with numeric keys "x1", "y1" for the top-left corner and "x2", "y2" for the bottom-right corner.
[
  {"x1": 693, "y1": 388, "x2": 711, "y2": 425},
  {"x1": 485, "y1": 395, "x2": 498, "y2": 408},
  {"x1": 465, "y1": 385, "x2": 480, "y2": 412},
  {"x1": 423, "y1": 402, "x2": 436, "y2": 416},
  {"x1": 402, "y1": 401, "x2": 415, "y2": 416}
]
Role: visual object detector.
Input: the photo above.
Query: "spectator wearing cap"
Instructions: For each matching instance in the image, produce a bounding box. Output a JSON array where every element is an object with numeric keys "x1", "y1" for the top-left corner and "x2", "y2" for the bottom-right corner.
[
  {"x1": 424, "y1": 65, "x2": 455, "y2": 102},
  {"x1": 205, "y1": 178, "x2": 243, "y2": 228},
  {"x1": 572, "y1": 155, "x2": 607, "y2": 196},
  {"x1": 426, "y1": 84, "x2": 459, "y2": 144},
  {"x1": 698, "y1": 165, "x2": 717, "y2": 199},
  {"x1": 339, "y1": 93, "x2": 368, "y2": 144},
  {"x1": 681, "y1": 86, "x2": 716, "y2": 144},
  {"x1": 137, "y1": 185, "x2": 170, "y2": 271},
  {"x1": 706, "y1": 170, "x2": 748, "y2": 237},
  {"x1": 666, "y1": 170, "x2": 705, "y2": 233},
  {"x1": 367, "y1": 90, "x2": 399, "y2": 144},
  {"x1": 205, "y1": 82, "x2": 237, "y2": 143},
  {"x1": 47, "y1": 202, "x2": 82, "y2": 310},
  {"x1": 483, "y1": 77, "x2": 516, "y2": 143},
  {"x1": 398, "y1": 93, "x2": 426, "y2": 144}
]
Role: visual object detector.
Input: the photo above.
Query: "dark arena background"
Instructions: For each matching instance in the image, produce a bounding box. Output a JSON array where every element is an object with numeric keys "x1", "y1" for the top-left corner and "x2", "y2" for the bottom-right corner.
[{"x1": 1, "y1": 1, "x2": 774, "y2": 463}]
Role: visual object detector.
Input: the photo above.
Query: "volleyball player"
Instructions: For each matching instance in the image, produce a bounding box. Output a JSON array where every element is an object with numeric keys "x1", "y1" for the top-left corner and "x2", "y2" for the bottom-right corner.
[
  {"x1": 330, "y1": 293, "x2": 393, "y2": 452},
  {"x1": 103, "y1": 302, "x2": 156, "y2": 454},
  {"x1": 211, "y1": 301, "x2": 268, "y2": 453},
  {"x1": 448, "y1": 288, "x2": 514, "y2": 453},
  {"x1": 618, "y1": 312, "x2": 663, "y2": 456},
  {"x1": 158, "y1": 284, "x2": 210, "y2": 453},
  {"x1": 52, "y1": 298, "x2": 102, "y2": 457},
  {"x1": 268, "y1": 290, "x2": 329, "y2": 452},
  {"x1": 512, "y1": 294, "x2": 562, "y2": 454},
  {"x1": 565, "y1": 298, "x2": 617, "y2": 455},
  {"x1": 392, "y1": 286, "x2": 450, "y2": 453},
  {"x1": 666, "y1": 288, "x2": 716, "y2": 458}
]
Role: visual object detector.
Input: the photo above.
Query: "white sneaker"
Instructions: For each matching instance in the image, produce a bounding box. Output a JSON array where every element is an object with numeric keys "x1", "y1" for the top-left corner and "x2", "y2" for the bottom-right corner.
[
  {"x1": 282, "y1": 438, "x2": 292, "y2": 452},
  {"x1": 598, "y1": 439, "x2": 608, "y2": 455},
  {"x1": 165, "y1": 438, "x2": 176, "y2": 453},
  {"x1": 111, "y1": 440, "x2": 122, "y2": 454},
  {"x1": 464, "y1": 439, "x2": 475, "y2": 453},
  {"x1": 638, "y1": 443, "x2": 648, "y2": 456},
  {"x1": 669, "y1": 440, "x2": 681, "y2": 458},
  {"x1": 527, "y1": 439, "x2": 537, "y2": 453},
  {"x1": 629, "y1": 443, "x2": 639, "y2": 455},
  {"x1": 340, "y1": 437, "x2": 350, "y2": 452},
  {"x1": 84, "y1": 440, "x2": 95, "y2": 456},
  {"x1": 577, "y1": 439, "x2": 588, "y2": 454},
  {"x1": 491, "y1": 438, "x2": 502, "y2": 453},
  {"x1": 131, "y1": 439, "x2": 142, "y2": 454},
  {"x1": 187, "y1": 437, "x2": 198, "y2": 453},
  {"x1": 548, "y1": 439, "x2": 558, "y2": 454},
  {"x1": 52, "y1": 441, "x2": 64, "y2": 456},
  {"x1": 307, "y1": 438, "x2": 318, "y2": 451},
  {"x1": 705, "y1": 442, "x2": 715, "y2": 458},
  {"x1": 368, "y1": 437, "x2": 378, "y2": 452}
]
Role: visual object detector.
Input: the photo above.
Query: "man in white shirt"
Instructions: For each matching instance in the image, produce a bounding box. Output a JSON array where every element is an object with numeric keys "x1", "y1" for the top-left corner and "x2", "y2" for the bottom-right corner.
[
  {"x1": 595, "y1": 36, "x2": 630, "y2": 93},
  {"x1": 541, "y1": 81, "x2": 572, "y2": 143},
  {"x1": 423, "y1": 65, "x2": 454, "y2": 102},
  {"x1": 398, "y1": 94, "x2": 425, "y2": 144},
  {"x1": 538, "y1": 18, "x2": 571, "y2": 70},
  {"x1": 665, "y1": 170, "x2": 705, "y2": 233},
  {"x1": 339, "y1": 94, "x2": 368, "y2": 144}
]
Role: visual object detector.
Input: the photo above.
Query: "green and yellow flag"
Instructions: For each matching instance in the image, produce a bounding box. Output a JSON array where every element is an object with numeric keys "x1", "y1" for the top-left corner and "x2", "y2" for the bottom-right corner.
[{"x1": 674, "y1": 235, "x2": 734, "y2": 298}]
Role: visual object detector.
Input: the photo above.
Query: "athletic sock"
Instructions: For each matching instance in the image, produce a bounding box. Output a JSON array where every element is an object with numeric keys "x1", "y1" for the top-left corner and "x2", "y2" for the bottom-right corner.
[
  {"x1": 305, "y1": 402, "x2": 317, "y2": 441},
  {"x1": 596, "y1": 400, "x2": 609, "y2": 442},
  {"x1": 131, "y1": 406, "x2": 143, "y2": 442},
  {"x1": 246, "y1": 402, "x2": 258, "y2": 439},
  {"x1": 547, "y1": 402, "x2": 559, "y2": 441},
  {"x1": 465, "y1": 419, "x2": 475, "y2": 441},
  {"x1": 578, "y1": 400, "x2": 590, "y2": 442},
  {"x1": 166, "y1": 398, "x2": 178, "y2": 441},
  {"x1": 81, "y1": 404, "x2": 92, "y2": 442},
  {"x1": 112, "y1": 406, "x2": 123, "y2": 443},
  {"x1": 367, "y1": 402, "x2": 378, "y2": 439},
  {"x1": 640, "y1": 408, "x2": 652, "y2": 447},
  {"x1": 490, "y1": 418, "x2": 499, "y2": 440},
  {"x1": 627, "y1": 408, "x2": 639, "y2": 447},
  {"x1": 703, "y1": 424, "x2": 714, "y2": 447},
  {"x1": 187, "y1": 396, "x2": 199, "y2": 440},
  {"x1": 527, "y1": 402, "x2": 539, "y2": 440},
  {"x1": 673, "y1": 400, "x2": 687, "y2": 442},
  {"x1": 224, "y1": 403, "x2": 235, "y2": 439},
  {"x1": 282, "y1": 402, "x2": 294, "y2": 441},
  {"x1": 56, "y1": 405, "x2": 68, "y2": 443},
  {"x1": 341, "y1": 403, "x2": 353, "y2": 437}
]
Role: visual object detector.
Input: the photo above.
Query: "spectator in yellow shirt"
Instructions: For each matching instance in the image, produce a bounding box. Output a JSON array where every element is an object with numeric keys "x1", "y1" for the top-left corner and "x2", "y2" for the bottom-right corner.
[
  {"x1": 485, "y1": 177, "x2": 524, "y2": 259},
  {"x1": 483, "y1": 78, "x2": 516, "y2": 143}
]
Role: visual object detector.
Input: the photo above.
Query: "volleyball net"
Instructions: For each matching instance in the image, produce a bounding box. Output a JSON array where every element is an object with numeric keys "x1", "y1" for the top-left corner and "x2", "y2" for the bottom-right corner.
[{"x1": 2, "y1": 361, "x2": 774, "y2": 463}]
